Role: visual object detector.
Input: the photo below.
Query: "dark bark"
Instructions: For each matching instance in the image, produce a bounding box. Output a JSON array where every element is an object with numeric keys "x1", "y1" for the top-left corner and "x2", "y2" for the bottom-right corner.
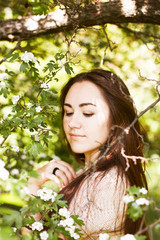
[{"x1": 0, "y1": 0, "x2": 160, "y2": 41}]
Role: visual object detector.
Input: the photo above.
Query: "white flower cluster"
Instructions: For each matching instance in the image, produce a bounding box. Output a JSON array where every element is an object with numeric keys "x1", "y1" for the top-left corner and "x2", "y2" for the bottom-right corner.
[
  {"x1": 11, "y1": 145, "x2": 19, "y2": 152},
  {"x1": 37, "y1": 187, "x2": 57, "y2": 202},
  {"x1": 139, "y1": 187, "x2": 148, "y2": 195},
  {"x1": 120, "y1": 234, "x2": 136, "y2": 240},
  {"x1": 99, "y1": 232, "x2": 110, "y2": 240},
  {"x1": 123, "y1": 195, "x2": 134, "y2": 204},
  {"x1": 0, "y1": 159, "x2": 9, "y2": 180},
  {"x1": 40, "y1": 231, "x2": 49, "y2": 240},
  {"x1": 40, "y1": 82, "x2": 50, "y2": 91},
  {"x1": 136, "y1": 198, "x2": 150, "y2": 206},
  {"x1": 21, "y1": 51, "x2": 37, "y2": 63},
  {"x1": 0, "y1": 66, "x2": 8, "y2": 89},
  {"x1": 31, "y1": 222, "x2": 49, "y2": 240},
  {"x1": 58, "y1": 207, "x2": 80, "y2": 239},
  {"x1": 123, "y1": 187, "x2": 149, "y2": 206},
  {"x1": 12, "y1": 95, "x2": 20, "y2": 104},
  {"x1": 31, "y1": 221, "x2": 43, "y2": 231},
  {"x1": 36, "y1": 106, "x2": 42, "y2": 113}
]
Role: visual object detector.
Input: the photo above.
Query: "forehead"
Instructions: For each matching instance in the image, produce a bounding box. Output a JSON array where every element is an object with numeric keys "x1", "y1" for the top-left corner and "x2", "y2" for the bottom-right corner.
[{"x1": 64, "y1": 81, "x2": 106, "y2": 104}]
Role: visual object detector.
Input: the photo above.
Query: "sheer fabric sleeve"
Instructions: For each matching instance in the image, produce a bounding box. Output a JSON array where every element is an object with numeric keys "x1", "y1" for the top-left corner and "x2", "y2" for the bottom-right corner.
[{"x1": 69, "y1": 167, "x2": 129, "y2": 239}]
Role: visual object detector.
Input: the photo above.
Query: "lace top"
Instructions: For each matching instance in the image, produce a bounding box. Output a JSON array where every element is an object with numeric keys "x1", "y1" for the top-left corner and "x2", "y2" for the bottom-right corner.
[{"x1": 68, "y1": 167, "x2": 129, "y2": 239}]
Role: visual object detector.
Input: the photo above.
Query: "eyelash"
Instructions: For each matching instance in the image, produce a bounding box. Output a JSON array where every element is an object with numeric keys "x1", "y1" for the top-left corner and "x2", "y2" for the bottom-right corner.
[{"x1": 65, "y1": 112, "x2": 94, "y2": 117}]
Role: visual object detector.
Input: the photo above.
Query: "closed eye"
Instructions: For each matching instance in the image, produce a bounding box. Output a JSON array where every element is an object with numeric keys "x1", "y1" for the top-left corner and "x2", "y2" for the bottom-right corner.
[
  {"x1": 65, "y1": 112, "x2": 73, "y2": 116},
  {"x1": 83, "y1": 113, "x2": 94, "y2": 117}
]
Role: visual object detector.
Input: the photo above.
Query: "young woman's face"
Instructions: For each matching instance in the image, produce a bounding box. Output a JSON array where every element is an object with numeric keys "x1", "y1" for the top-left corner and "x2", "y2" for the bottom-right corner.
[{"x1": 63, "y1": 81, "x2": 111, "y2": 162}]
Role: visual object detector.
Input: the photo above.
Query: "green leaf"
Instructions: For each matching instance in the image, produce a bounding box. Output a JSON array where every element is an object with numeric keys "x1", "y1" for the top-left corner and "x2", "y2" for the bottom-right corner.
[
  {"x1": 135, "y1": 235, "x2": 147, "y2": 240},
  {"x1": 64, "y1": 63, "x2": 74, "y2": 75},
  {"x1": 127, "y1": 202, "x2": 143, "y2": 221},
  {"x1": 71, "y1": 215, "x2": 84, "y2": 226},
  {"x1": 20, "y1": 62, "x2": 29, "y2": 72},
  {"x1": 5, "y1": 52, "x2": 19, "y2": 62},
  {"x1": 29, "y1": 142, "x2": 43, "y2": 157}
]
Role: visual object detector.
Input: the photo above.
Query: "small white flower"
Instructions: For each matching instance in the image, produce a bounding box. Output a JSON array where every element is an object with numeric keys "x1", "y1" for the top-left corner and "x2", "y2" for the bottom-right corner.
[
  {"x1": 99, "y1": 233, "x2": 110, "y2": 240},
  {"x1": 0, "y1": 72, "x2": 9, "y2": 80},
  {"x1": 120, "y1": 234, "x2": 136, "y2": 240},
  {"x1": 13, "y1": 227, "x2": 17, "y2": 232},
  {"x1": 40, "y1": 82, "x2": 50, "y2": 91},
  {"x1": 58, "y1": 219, "x2": 67, "y2": 227},
  {"x1": 31, "y1": 221, "x2": 43, "y2": 231},
  {"x1": 59, "y1": 207, "x2": 70, "y2": 218},
  {"x1": 0, "y1": 159, "x2": 5, "y2": 169},
  {"x1": 11, "y1": 168, "x2": 19, "y2": 175},
  {"x1": 71, "y1": 232, "x2": 80, "y2": 239},
  {"x1": 36, "y1": 106, "x2": 42, "y2": 113},
  {"x1": 21, "y1": 51, "x2": 37, "y2": 63},
  {"x1": 136, "y1": 198, "x2": 150, "y2": 206},
  {"x1": 0, "y1": 81, "x2": 6, "y2": 88},
  {"x1": 26, "y1": 102, "x2": 32, "y2": 108},
  {"x1": 12, "y1": 95, "x2": 20, "y2": 104},
  {"x1": 139, "y1": 187, "x2": 148, "y2": 195},
  {"x1": 37, "y1": 187, "x2": 53, "y2": 201},
  {"x1": 66, "y1": 217, "x2": 74, "y2": 227},
  {"x1": 123, "y1": 195, "x2": 134, "y2": 204},
  {"x1": 20, "y1": 186, "x2": 30, "y2": 196},
  {"x1": 0, "y1": 65, "x2": 6, "y2": 72},
  {"x1": 0, "y1": 167, "x2": 9, "y2": 180},
  {"x1": 40, "y1": 231, "x2": 49, "y2": 240},
  {"x1": 11, "y1": 146, "x2": 19, "y2": 152}
]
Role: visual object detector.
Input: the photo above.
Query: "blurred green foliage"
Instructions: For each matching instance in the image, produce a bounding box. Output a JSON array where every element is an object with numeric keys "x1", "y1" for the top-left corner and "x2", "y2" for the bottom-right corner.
[{"x1": 0, "y1": 0, "x2": 160, "y2": 239}]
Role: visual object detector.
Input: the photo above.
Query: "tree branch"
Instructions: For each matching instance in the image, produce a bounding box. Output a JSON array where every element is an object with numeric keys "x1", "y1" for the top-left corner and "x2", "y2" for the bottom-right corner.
[{"x1": 0, "y1": 0, "x2": 160, "y2": 42}]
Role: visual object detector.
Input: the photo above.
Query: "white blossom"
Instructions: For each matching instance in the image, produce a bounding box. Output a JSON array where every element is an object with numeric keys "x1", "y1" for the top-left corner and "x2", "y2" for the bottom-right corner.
[
  {"x1": 31, "y1": 221, "x2": 43, "y2": 231},
  {"x1": 21, "y1": 51, "x2": 37, "y2": 63},
  {"x1": 37, "y1": 187, "x2": 53, "y2": 201},
  {"x1": 40, "y1": 82, "x2": 50, "y2": 91},
  {"x1": 71, "y1": 232, "x2": 80, "y2": 239},
  {"x1": 0, "y1": 167, "x2": 9, "y2": 180},
  {"x1": 136, "y1": 198, "x2": 150, "y2": 206},
  {"x1": 139, "y1": 187, "x2": 148, "y2": 195},
  {"x1": 66, "y1": 217, "x2": 74, "y2": 227},
  {"x1": 123, "y1": 195, "x2": 134, "y2": 204},
  {"x1": 0, "y1": 159, "x2": 9, "y2": 181},
  {"x1": 12, "y1": 95, "x2": 20, "y2": 104},
  {"x1": 11, "y1": 146, "x2": 19, "y2": 152},
  {"x1": 59, "y1": 207, "x2": 70, "y2": 218},
  {"x1": 11, "y1": 168, "x2": 19, "y2": 175},
  {"x1": 26, "y1": 102, "x2": 32, "y2": 108},
  {"x1": 20, "y1": 186, "x2": 30, "y2": 196},
  {"x1": 0, "y1": 159, "x2": 5, "y2": 169},
  {"x1": 0, "y1": 65, "x2": 6, "y2": 72},
  {"x1": 40, "y1": 231, "x2": 49, "y2": 240},
  {"x1": 120, "y1": 234, "x2": 136, "y2": 240},
  {"x1": 58, "y1": 219, "x2": 67, "y2": 227},
  {"x1": 36, "y1": 106, "x2": 42, "y2": 113},
  {"x1": 0, "y1": 72, "x2": 9, "y2": 80},
  {"x1": 13, "y1": 227, "x2": 17, "y2": 232},
  {"x1": 99, "y1": 233, "x2": 110, "y2": 240},
  {"x1": 0, "y1": 81, "x2": 6, "y2": 88}
]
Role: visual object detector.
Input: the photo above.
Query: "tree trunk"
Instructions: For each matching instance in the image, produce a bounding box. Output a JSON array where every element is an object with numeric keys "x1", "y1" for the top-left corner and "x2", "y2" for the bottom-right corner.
[{"x1": 0, "y1": 0, "x2": 160, "y2": 42}]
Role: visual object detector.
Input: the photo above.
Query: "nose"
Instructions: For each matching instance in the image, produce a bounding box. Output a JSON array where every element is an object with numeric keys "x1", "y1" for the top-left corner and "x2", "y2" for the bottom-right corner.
[{"x1": 68, "y1": 113, "x2": 81, "y2": 129}]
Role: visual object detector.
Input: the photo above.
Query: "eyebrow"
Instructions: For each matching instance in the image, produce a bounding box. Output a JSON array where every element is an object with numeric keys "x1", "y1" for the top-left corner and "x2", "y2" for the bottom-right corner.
[{"x1": 64, "y1": 103, "x2": 96, "y2": 108}]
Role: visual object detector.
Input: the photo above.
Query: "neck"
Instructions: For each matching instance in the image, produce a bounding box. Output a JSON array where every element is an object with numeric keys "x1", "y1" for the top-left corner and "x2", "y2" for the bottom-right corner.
[{"x1": 84, "y1": 150, "x2": 101, "y2": 166}]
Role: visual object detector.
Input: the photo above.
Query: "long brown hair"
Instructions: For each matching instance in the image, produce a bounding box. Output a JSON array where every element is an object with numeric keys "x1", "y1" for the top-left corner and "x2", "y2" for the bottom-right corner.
[{"x1": 59, "y1": 69, "x2": 148, "y2": 235}]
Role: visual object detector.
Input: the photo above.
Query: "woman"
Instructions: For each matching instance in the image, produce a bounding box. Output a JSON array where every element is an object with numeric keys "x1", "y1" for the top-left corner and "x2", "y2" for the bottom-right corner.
[{"x1": 28, "y1": 69, "x2": 148, "y2": 239}]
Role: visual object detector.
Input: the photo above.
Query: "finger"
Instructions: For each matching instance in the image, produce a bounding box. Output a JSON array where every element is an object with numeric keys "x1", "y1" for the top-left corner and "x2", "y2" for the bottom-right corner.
[
  {"x1": 55, "y1": 169, "x2": 72, "y2": 186},
  {"x1": 51, "y1": 161, "x2": 77, "y2": 180},
  {"x1": 50, "y1": 159, "x2": 77, "y2": 178},
  {"x1": 44, "y1": 174, "x2": 62, "y2": 188}
]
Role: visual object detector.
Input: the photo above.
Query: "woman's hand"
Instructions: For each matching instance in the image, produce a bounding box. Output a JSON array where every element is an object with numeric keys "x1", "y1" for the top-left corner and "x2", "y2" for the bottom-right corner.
[{"x1": 28, "y1": 159, "x2": 77, "y2": 195}]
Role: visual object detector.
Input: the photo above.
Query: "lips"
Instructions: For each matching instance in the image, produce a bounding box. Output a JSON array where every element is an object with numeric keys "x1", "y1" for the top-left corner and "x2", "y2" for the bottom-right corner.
[{"x1": 69, "y1": 133, "x2": 85, "y2": 139}]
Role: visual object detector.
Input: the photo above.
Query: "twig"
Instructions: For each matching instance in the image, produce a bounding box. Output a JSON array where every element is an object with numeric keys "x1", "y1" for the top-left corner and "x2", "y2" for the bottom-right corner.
[{"x1": 0, "y1": 40, "x2": 21, "y2": 65}]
